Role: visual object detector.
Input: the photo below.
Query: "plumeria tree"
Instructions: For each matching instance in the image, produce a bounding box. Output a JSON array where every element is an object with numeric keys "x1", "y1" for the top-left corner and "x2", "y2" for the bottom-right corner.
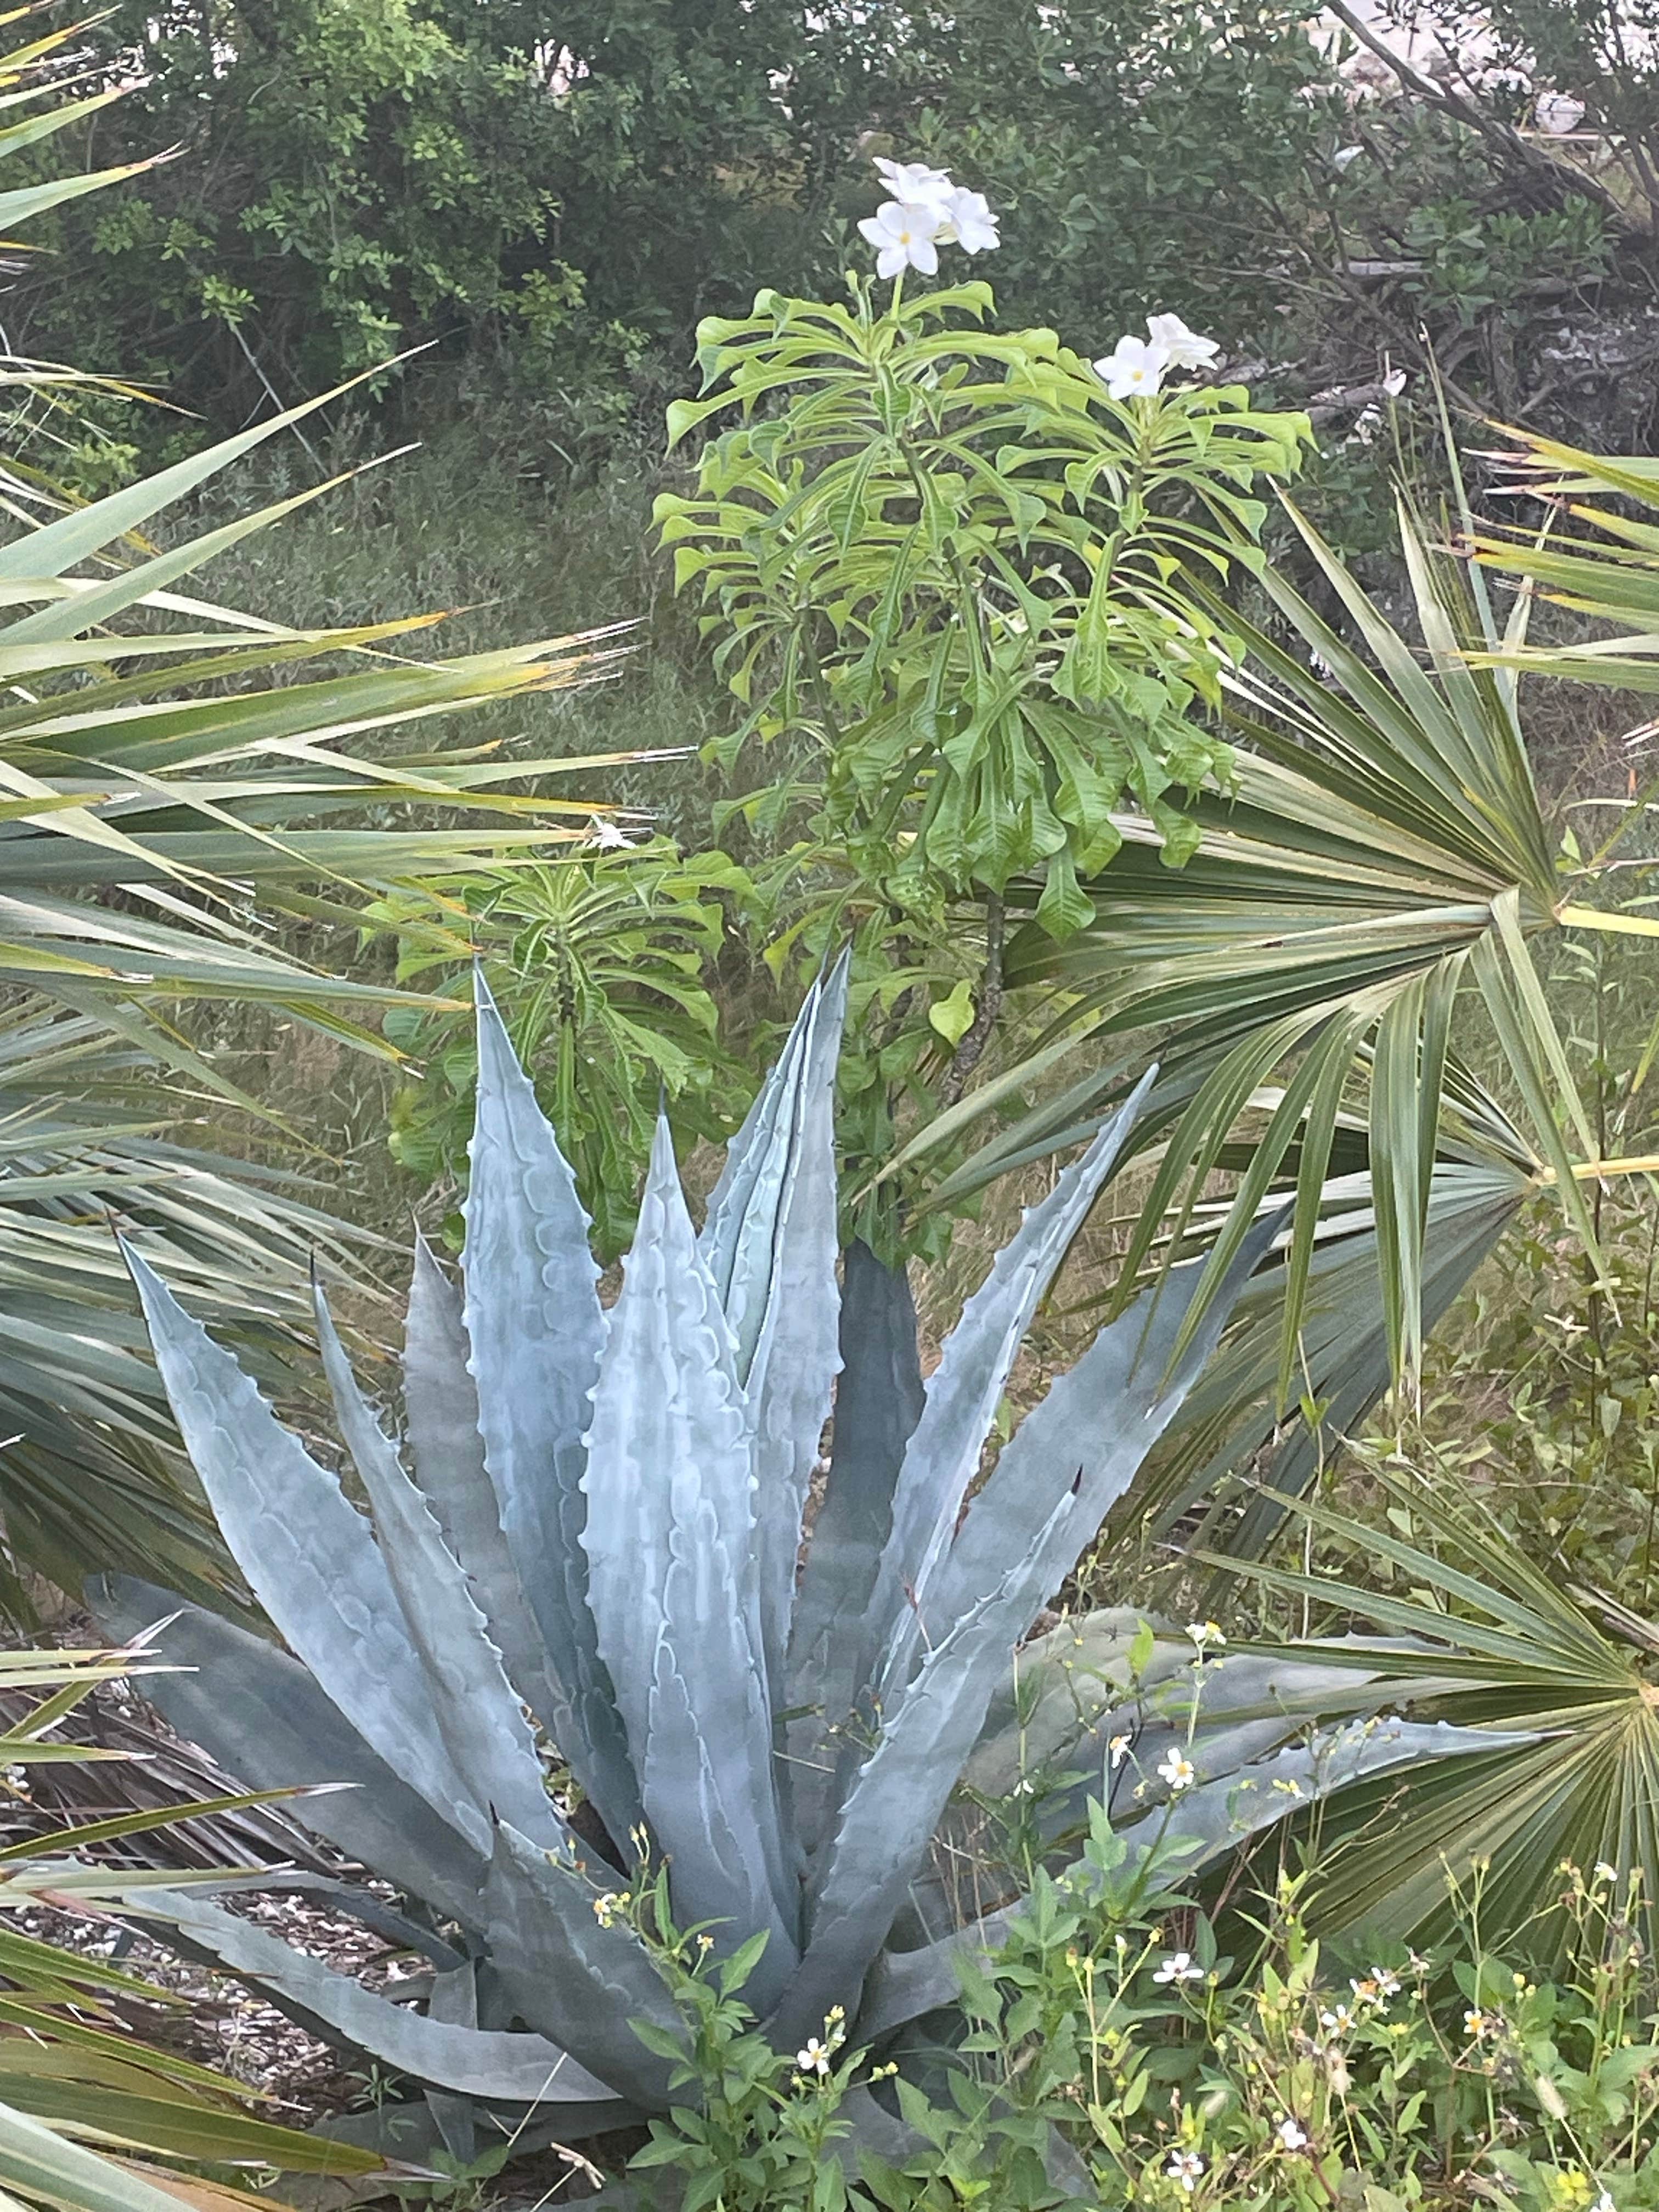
[{"x1": 656, "y1": 159, "x2": 1313, "y2": 1248}]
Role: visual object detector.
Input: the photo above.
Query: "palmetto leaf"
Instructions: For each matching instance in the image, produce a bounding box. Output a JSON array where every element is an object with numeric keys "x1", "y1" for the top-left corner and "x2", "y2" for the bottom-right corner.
[
  {"x1": 0, "y1": 1003, "x2": 388, "y2": 1607},
  {"x1": 921, "y1": 484, "x2": 1658, "y2": 1429},
  {"x1": 1206, "y1": 1475, "x2": 1659, "y2": 1963},
  {"x1": 0, "y1": 56, "x2": 652, "y2": 1597},
  {"x1": 1468, "y1": 426, "x2": 1659, "y2": 693},
  {"x1": 0, "y1": 1641, "x2": 387, "y2": 2212}
]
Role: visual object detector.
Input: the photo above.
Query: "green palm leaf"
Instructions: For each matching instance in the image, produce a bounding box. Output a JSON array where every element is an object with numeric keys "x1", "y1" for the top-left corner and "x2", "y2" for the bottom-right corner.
[
  {"x1": 917, "y1": 483, "x2": 1655, "y2": 1419},
  {"x1": 0, "y1": 1641, "x2": 387, "y2": 2211},
  {"x1": 1209, "y1": 1475, "x2": 1659, "y2": 1965},
  {"x1": 0, "y1": 35, "x2": 655, "y2": 1595}
]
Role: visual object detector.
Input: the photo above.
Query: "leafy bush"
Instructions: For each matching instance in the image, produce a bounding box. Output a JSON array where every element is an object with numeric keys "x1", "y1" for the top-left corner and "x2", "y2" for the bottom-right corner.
[
  {"x1": 366, "y1": 842, "x2": 751, "y2": 1260},
  {"x1": 598, "y1": 1816, "x2": 1659, "y2": 2211}
]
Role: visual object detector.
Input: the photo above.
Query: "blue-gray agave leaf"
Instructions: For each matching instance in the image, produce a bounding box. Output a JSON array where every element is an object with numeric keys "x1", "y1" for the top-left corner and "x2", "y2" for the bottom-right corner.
[
  {"x1": 582, "y1": 1116, "x2": 798, "y2": 1993},
  {"x1": 88, "y1": 1576, "x2": 487, "y2": 1927},
  {"x1": 772, "y1": 1477, "x2": 1085, "y2": 2050},
  {"x1": 697, "y1": 966, "x2": 825, "y2": 1330},
  {"x1": 912, "y1": 1220, "x2": 1280, "y2": 1672},
  {"x1": 464, "y1": 970, "x2": 639, "y2": 1844},
  {"x1": 785, "y1": 1239, "x2": 925, "y2": 1858},
  {"x1": 704, "y1": 954, "x2": 847, "y2": 1688},
  {"x1": 122, "y1": 1245, "x2": 482, "y2": 1851},
  {"x1": 865, "y1": 1070, "x2": 1155, "y2": 1680},
  {"x1": 133, "y1": 1886, "x2": 629, "y2": 2108},
  {"x1": 484, "y1": 1823, "x2": 684, "y2": 2112},
  {"x1": 402, "y1": 1236, "x2": 572, "y2": 1748},
  {"x1": 856, "y1": 1717, "x2": 1538, "y2": 2044},
  {"x1": 313, "y1": 1281, "x2": 568, "y2": 1856},
  {"x1": 774, "y1": 1211, "x2": 1271, "y2": 2045}
]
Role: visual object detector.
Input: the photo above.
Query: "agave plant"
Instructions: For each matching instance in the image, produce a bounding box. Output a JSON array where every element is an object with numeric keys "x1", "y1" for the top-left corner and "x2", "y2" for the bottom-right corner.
[{"x1": 88, "y1": 973, "x2": 1508, "y2": 2175}]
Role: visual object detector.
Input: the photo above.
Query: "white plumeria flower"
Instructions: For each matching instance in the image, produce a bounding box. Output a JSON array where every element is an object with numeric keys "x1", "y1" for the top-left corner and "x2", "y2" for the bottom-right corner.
[
  {"x1": 1276, "y1": 2116, "x2": 1310, "y2": 2152},
  {"x1": 1094, "y1": 333, "x2": 1170, "y2": 400},
  {"x1": 1156, "y1": 1748, "x2": 1196, "y2": 1792},
  {"x1": 858, "y1": 199, "x2": 943, "y2": 278},
  {"x1": 796, "y1": 2037, "x2": 832, "y2": 2076},
  {"x1": 1108, "y1": 1732, "x2": 1132, "y2": 1769},
  {"x1": 1186, "y1": 1620, "x2": 1226, "y2": 1652},
  {"x1": 1153, "y1": 1950, "x2": 1204, "y2": 1984},
  {"x1": 1146, "y1": 312, "x2": 1221, "y2": 371},
  {"x1": 1166, "y1": 2151, "x2": 1205, "y2": 2192},
  {"x1": 939, "y1": 184, "x2": 999, "y2": 254},
  {"x1": 873, "y1": 156, "x2": 955, "y2": 210}
]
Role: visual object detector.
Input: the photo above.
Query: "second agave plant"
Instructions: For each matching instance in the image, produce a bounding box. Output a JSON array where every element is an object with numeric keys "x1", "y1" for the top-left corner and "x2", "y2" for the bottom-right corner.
[{"x1": 92, "y1": 966, "x2": 1499, "y2": 2149}]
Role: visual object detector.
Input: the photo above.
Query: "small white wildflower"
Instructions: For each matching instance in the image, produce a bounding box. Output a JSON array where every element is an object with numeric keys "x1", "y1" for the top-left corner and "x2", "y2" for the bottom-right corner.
[
  {"x1": 1156, "y1": 1748, "x2": 1196, "y2": 1792},
  {"x1": 1186, "y1": 1620, "x2": 1226, "y2": 1652},
  {"x1": 872, "y1": 157, "x2": 955, "y2": 209},
  {"x1": 585, "y1": 815, "x2": 634, "y2": 851},
  {"x1": 1146, "y1": 312, "x2": 1220, "y2": 371},
  {"x1": 1276, "y1": 2116, "x2": 1310, "y2": 2151},
  {"x1": 1463, "y1": 2008, "x2": 1491, "y2": 2041},
  {"x1": 1153, "y1": 1950, "x2": 1204, "y2": 1985},
  {"x1": 858, "y1": 200, "x2": 944, "y2": 278},
  {"x1": 1108, "y1": 1731, "x2": 1132, "y2": 1769},
  {"x1": 1166, "y1": 2150, "x2": 1205, "y2": 2191},
  {"x1": 1319, "y1": 2002, "x2": 1355, "y2": 2035},
  {"x1": 1595, "y1": 1861, "x2": 1618, "y2": 1883},
  {"x1": 1094, "y1": 333, "x2": 1169, "y2": 400},
  {"x1": 938, "y1": 184, "x2": 999, "y2": 254},
  {"x1": 1593, "y1": 2193, "x2": 1616, "y2": 2212},
  {"x1": 1370, "y1": 1965, "x2": 1401, "y2": 1998},
  {"x1": 591, "y1": 1891, "x2": 626, "y2": 1928},
  {"x1": 796, "y1": 2038, "x2": 832, "y2": 2077}
]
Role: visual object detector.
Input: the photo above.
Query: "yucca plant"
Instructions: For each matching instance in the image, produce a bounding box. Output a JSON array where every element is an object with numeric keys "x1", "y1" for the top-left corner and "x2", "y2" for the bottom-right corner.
[
  {"x1": 0, "y1": 1640, "x2": 388, "y2": 2211},
  {"x1": 84, "y1": 973, "x2": 1509, "y2": 2186},
  {"x1": 0, "y1": 19, "x2": 661, "y2": 1594}
]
